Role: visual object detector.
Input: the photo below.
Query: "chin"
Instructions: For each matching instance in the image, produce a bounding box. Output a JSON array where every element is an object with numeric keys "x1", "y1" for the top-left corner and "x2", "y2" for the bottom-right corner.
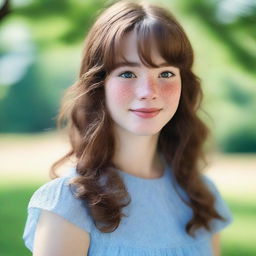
[
  {"x1": 114, "y1": 122, "x2": 164, "y2": 137},
  {"x1": 129, "y1": 126, "x2": 163, "y2": 136}
]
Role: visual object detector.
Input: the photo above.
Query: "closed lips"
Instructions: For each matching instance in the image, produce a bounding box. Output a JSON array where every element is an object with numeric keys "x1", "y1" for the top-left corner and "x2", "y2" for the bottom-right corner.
[{"x1": 130, "y1": 108, "x2": 161, "y2": 112}]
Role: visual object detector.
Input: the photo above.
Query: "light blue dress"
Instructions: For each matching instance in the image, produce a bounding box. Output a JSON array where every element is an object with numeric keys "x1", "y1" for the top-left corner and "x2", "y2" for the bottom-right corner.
[{"x1": 23, "y1": 160, "x2": 233, "y2": 255}]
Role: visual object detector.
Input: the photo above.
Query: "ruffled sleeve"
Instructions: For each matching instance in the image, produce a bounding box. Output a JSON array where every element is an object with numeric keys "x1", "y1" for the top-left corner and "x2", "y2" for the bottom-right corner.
[
  {"x1": 22, "y1": 171, "x2": 93, "y2": 252},
  {"x1": 201, "y1": 175, "x2": 233, "y2": 233}
]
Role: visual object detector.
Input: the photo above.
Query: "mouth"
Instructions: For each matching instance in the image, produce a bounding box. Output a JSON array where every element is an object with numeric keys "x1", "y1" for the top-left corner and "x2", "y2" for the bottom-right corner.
[
  {"x1": 129, "y1": 108, "x2": 162, "y2": 118},
  {"x1": 129, "y1": 108, "x2": 162, "y2": 113}
]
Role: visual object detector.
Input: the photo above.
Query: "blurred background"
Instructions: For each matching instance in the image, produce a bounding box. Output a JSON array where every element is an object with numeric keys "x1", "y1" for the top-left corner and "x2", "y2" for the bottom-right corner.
[{"x1": 0, "y1": 0, "x2": 255, "y2": 255}]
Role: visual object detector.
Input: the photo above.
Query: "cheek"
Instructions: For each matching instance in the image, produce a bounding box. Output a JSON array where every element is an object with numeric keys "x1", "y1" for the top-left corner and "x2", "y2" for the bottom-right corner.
[
  {"x1": 161, "y1": 81, "x2": 181, "y2": 101},
  {"x1": 106, "y1": 82, "x2": 133, "y2": 106}
]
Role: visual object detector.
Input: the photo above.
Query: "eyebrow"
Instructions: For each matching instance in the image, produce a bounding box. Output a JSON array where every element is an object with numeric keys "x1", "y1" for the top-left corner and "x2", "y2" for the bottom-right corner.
[{"x1": 114, "y1": 61, "x2": 174, "y2": 69}]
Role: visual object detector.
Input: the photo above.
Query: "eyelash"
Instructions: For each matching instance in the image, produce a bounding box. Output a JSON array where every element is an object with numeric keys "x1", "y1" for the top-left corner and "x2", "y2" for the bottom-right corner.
[{"x1": 118, "y1": 71, "x2": 175, "y2": 79}]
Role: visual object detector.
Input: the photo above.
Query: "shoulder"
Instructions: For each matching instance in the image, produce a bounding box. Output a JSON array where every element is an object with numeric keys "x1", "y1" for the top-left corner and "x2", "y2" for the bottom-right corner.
[
  {"x1": 200, "y1": 174, "x2": 233, "y2": 233},
  {"x1": 23, "y1": 168, "x2": 93, "y2": 252},
  {"x1": 200, "y1": 174, "x2": 220, "y2": 193},
  {"x1": 28, "y1": 170, "x2": 79, "y2": 210}
]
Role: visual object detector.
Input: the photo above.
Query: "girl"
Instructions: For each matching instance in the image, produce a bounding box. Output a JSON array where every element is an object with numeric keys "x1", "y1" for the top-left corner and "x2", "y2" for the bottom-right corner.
[{"x1": 23, "y1": 1, "x2": 233, "y2": 255}]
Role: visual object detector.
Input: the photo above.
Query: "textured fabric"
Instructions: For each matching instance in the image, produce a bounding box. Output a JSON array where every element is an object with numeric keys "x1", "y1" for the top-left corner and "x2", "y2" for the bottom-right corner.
[{"x1": 23, "y1": 161, "x2": 233, "y2": 255}]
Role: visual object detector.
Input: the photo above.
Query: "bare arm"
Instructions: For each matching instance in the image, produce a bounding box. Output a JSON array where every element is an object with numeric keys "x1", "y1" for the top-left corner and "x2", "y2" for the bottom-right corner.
[
  {"x1": 33, "y1": 210, "x2": 90, "y2": 256},
  {"x1": 212, "y1": 233, "x2": 221, "y2": 256}
]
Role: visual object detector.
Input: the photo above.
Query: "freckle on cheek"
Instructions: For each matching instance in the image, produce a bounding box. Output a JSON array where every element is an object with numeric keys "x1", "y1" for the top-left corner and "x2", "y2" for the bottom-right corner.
[
  {"x1": 109, "y1": 85, "x2": 132, "y2": 105},
  {"x1": 162, "y1": 83, "x2": 181, "y2": 100}
]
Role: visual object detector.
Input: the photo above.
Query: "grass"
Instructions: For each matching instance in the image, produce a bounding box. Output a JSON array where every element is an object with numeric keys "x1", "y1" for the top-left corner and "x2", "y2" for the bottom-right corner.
[
  {"x1": 221, "y1": 197, "x2": 256, "y2": 255},
  {"x1": 0, "y1": 183, "x2": 41, "y2": 256}
]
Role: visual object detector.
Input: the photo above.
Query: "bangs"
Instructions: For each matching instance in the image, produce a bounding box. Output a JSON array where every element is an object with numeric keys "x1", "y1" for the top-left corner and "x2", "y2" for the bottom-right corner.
[{"x1": 104, "y1": 17, "x2": 192, "y2": 73}]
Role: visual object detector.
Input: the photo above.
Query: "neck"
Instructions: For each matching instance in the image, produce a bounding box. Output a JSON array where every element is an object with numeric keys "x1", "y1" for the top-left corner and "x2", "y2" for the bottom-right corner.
[{"x1": 112, "y1": 126, "x2": 164, "y2": 179}]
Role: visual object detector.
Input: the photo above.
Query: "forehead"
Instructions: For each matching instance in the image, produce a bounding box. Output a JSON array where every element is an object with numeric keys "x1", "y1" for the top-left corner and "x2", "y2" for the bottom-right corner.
[{"x1": 115, "y1": 30, "x2": 166, "y2": 66}]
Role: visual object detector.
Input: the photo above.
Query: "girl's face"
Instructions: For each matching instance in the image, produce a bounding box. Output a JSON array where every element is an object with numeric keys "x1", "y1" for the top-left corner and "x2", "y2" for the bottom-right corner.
[{"x1": 104, "y1": 30, "x2": 182, "y2": 136}]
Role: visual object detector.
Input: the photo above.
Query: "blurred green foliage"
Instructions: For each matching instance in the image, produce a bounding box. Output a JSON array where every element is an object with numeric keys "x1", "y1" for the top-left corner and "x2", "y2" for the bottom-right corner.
[
  {"x1": 0, "y1": 184, "x2": 40, "y2": 256},
  {"x1": 0, "y1": 0, "x2": 256, "y2": 152}
]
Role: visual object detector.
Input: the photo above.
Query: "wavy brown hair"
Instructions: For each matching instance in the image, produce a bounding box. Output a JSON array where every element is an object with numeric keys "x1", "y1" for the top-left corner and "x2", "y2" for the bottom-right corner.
[{"x1": 50, "y1": 0, "x2": 224, "y2": 236}]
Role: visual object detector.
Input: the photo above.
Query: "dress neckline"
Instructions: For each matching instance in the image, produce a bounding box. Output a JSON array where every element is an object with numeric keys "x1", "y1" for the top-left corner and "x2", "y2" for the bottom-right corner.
[{"x1": 116, "y1": 155, "x2": 169, "y2": 182}]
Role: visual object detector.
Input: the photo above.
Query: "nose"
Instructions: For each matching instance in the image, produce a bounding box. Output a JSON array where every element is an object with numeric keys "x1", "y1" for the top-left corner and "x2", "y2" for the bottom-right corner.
[{"x1": 136, "y1": 75, "x2": 158, "y2": 100}]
